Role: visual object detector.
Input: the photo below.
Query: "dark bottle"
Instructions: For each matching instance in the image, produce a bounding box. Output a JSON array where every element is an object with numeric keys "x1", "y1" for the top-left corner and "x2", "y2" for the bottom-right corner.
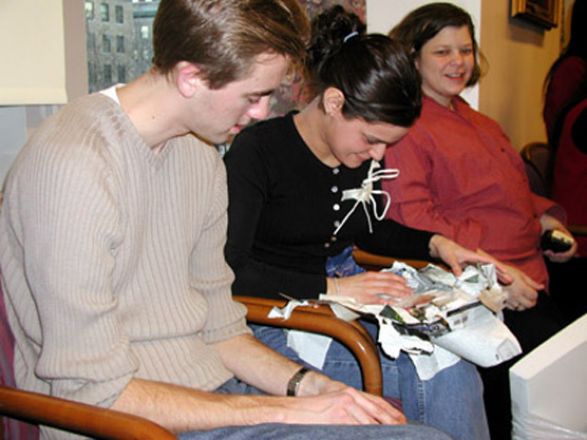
[{"x1": 540, "y1": 229, "x2": 575, "y2": 253}]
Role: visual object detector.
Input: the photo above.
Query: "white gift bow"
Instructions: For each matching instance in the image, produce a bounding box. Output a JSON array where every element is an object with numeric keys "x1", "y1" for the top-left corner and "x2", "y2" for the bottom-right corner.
[{"x1": 333, "y1": 160, "x2": 400, "y2": 235}]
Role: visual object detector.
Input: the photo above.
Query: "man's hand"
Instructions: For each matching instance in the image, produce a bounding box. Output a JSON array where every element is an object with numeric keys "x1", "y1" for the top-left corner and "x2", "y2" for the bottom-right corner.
[
  {"x1": 112, "y1": 376, "x2": 406, "y2": 432},
  {"x1": 285, "y1": 386, "x2": 406, "y2": 425}
]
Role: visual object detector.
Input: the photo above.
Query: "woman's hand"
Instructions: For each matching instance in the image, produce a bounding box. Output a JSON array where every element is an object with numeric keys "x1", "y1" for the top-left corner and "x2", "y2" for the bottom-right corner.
[
  {"x1": 326, "y1": 271, "x2": 411, "y2": 305},
  {"x1": 539, "y1": 214, "x2": 577, "y2": 263},
  {"x1": 428, "y1": 235, "x2": 513, "y2": 283},
  {"x1": 500, "y1": 264, "x2": 543, "y2": 311}
]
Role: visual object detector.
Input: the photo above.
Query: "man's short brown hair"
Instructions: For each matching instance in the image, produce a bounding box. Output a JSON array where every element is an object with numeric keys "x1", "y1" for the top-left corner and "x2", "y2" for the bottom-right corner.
[{"x1": 153, "y1": 0, "x2": 310, "y2": 89}]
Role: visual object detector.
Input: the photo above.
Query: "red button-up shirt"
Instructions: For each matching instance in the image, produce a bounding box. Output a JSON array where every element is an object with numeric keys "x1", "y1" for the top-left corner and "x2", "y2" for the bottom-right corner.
[{"x1": 383, "y1": 96, "x2": 564, "y2": 286}]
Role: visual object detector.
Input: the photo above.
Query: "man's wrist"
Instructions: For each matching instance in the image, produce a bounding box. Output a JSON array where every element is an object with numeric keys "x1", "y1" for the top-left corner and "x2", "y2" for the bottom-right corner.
[{"x1": 287, "y1": 367, "x2": 311, "y2": 396}]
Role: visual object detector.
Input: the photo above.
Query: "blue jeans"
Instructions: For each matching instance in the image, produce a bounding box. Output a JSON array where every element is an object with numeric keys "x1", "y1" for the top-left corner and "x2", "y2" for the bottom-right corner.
[
  {"x1": 179, "y1": 423, "x2": 452, "y2": 440},
  {"x1": 179, "y1": 378, "x2": 453, "y2": 440},
  {"x1": 252, "y1": 322, "x2": 489, "y2": 440}
]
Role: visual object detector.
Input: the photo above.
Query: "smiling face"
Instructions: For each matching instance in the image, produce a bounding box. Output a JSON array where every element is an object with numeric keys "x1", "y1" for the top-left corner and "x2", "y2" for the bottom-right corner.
[
  {"x1": 327, "y1": 115, "x2": 409, "y2": 169},
  {"x1": 416, "y1": 25, "x2": 474, "y2": 107},
  {"x1": 187, "y1": 52, "x2": 289, "y2": 144}
]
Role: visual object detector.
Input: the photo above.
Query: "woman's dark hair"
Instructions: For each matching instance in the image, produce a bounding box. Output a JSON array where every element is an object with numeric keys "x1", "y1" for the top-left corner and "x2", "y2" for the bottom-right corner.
[
  {"x1": 389, "y1": 2, "x2": 482, "y2": 87},
  {"x1": 306, "y1": 5, "x2": 421, "y2": 127}
]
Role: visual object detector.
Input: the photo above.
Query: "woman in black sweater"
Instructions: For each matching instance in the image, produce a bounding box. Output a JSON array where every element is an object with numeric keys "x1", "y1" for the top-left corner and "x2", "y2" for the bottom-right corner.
[{"x1": 224, "y1": 6, "x2": 497, "y2": 440}]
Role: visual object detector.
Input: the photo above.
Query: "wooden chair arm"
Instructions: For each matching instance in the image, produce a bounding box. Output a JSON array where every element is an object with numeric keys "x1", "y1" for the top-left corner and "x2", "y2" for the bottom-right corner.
[
  {"x1": 352, "y1": 248, "x2": 431, "y2": 271},
  {"x1": 234, "y1": 295, "x2": 383, "y2": 396},
  {"x1": 0, "y1": 385, "x2": 175, "y2": 440}
]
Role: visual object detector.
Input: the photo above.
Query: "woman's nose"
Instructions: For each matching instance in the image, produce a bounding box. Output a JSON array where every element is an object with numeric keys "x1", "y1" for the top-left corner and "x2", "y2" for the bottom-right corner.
[{"x1": 369, "y1": 144, "x2": 386, "y2": 161}]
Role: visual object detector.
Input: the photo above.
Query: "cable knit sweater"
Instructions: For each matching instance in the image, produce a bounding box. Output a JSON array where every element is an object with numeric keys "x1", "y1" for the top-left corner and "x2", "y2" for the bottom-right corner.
[{"x1": 0, "y1": 94, "x2": 249, "y2": 426}]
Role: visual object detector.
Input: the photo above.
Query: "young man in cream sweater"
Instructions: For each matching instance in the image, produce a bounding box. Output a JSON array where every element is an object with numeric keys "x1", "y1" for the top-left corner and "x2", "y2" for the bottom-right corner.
[{"x1": 0, "y1": 1, "x2": 451, "y2": 439}]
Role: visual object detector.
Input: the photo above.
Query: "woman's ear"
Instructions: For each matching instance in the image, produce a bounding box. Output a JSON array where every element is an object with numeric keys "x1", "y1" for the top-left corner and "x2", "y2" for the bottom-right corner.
[
  {"x1": 413, "y1": 51, "x2": 421, "y2": 72},
  {"x1": 174, "y1": 61, "x2": 203, "y2": 98},
  {"x1": 323, "y1": 87, "x2": 346, "y2": 116}
]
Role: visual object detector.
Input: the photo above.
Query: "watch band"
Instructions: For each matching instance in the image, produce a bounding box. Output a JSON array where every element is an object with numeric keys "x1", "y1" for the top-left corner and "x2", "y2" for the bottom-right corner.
[{"x1": 286, "y1": 367, "x2": 310, "y2": 396}]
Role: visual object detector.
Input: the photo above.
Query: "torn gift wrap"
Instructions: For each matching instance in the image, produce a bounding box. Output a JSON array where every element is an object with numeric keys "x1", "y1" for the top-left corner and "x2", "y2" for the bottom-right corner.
[{"x1": 267, "y1": 262, "x2": 521, "y2": 380}]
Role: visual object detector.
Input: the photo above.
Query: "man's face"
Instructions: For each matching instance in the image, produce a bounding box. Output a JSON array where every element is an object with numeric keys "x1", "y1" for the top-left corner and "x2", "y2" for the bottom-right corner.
[{"x1": 189, "y1": 53, "x2": 289, "y2": 144}]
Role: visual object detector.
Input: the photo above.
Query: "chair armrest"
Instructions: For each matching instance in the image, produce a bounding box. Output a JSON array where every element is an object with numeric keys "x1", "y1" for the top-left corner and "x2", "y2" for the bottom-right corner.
[
  {"x1": 0, "y1": 385, "x2": 175, "y2": 440},
  {"x1": 234, "y1": 295, "x2": 383, "y2": 396},
  {"x1": 352, "y1": 248, "x2": 431, "y2": 271}
]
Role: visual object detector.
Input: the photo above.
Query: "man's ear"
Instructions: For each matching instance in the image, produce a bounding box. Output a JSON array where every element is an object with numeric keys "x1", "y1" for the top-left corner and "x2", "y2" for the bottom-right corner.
[
  {"x1": 323, "y1": 87, "x2": 345, "y2": 116},
  {"x1": 175, "y1": 61, "x2": 203, "y2": 98}
]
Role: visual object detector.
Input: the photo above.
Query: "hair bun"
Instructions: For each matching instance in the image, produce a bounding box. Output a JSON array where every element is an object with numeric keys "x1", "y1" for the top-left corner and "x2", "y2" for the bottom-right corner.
[{"x1": 307, "y1": 6, "x2": 366, "y2": 71}]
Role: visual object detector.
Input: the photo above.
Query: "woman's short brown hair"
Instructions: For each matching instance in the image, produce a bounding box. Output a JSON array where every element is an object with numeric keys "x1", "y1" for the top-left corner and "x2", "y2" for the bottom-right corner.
[
  {"x1": 153, "y1": 0, "x2": 310, "y2": 89},
  {"x1": 389, "y1": 2, "x2": 483, "y2": 87}
]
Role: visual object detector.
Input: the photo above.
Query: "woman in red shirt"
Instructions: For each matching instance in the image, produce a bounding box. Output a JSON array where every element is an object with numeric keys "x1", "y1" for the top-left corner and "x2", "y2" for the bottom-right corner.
[{"x1": 383, "y1": 3, "x2": 577, "y2": 438}]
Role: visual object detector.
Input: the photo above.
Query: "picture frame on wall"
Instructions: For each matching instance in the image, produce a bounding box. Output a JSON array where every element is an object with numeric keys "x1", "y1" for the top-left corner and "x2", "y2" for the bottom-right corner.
[{"x1": 511, "y1": 0, "x2": 560, "y2": 29}]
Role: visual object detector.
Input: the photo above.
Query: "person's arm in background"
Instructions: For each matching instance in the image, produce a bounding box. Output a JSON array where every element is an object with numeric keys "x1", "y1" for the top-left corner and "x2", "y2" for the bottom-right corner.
[{"x1": 358, "y1": 218, "x2": 512, "y2": 281}]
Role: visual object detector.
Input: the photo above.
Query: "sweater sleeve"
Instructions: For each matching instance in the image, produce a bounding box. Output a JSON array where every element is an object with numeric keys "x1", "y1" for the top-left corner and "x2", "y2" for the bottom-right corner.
[
  {"x1": 224, "y1": 131, "x2": 326, "y2": 299},
  {"x1": 11, "y1": 138, "x2": 137, "y2": 407},
  {"x1": 191, "y1": 154, "x2": 251, "y2": 343}
]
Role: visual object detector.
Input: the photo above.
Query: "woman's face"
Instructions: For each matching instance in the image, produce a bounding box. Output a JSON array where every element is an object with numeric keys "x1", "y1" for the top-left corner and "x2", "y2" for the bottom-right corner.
[
  {"x1": 416, "y1": 25, "x2": 474, "y2": 107},
  {"x1": 328, "y1": 115, "x2": 409, "y2": 169}
]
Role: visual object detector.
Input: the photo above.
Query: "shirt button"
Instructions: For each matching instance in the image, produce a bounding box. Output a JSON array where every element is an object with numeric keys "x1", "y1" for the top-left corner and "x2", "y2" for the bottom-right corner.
[
  {"x1": 334, "y1": 220, "x2": 341, "y2": 228},
  {"x1": 332, "y1": 168, "x2": 340, "y2": 175},
  {"x1": 330, "y1": 235, "x2": 337, "y2": 242},
  {"x1": 331, "y1": 185, "x2": 338, "y2": 193},
  {"x1": 333, "y1": 204, "x2": 340, "y2": 211},
  {"x1": 324, "y1": 242, "x2": 331, "y2": 248}
]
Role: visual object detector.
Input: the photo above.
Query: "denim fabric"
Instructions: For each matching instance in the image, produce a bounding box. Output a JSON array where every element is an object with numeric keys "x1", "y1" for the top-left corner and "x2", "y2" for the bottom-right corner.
[
  {"x1": 325, "y1": 246, "x2": 365, "y2": 277},
  {"x1": 179, "y1": 423, "x2": 453, "y2": 440},
  {"x1": 179, "y1": 376, "x2": 454, "y2": 440},
  {"x1": 318, "y1": 247, "x2": 488, "y2": 439},
  {"x1": 252, "y1": 323, "x2": 489, "y2": 440}
]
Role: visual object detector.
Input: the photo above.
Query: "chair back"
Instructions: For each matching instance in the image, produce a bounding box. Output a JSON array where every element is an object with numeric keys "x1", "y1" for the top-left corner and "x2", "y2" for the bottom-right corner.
[
  {"x1": 0, "y1": 278, "x2": 39, "y2": 439},
  {"x1": 520, "y1": 142, "x2": 552, "y2": 197}
]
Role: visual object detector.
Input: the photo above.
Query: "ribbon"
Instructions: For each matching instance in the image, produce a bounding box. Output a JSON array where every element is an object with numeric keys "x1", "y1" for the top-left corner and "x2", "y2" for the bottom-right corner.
[{"x1": 333, "y1": 160, "x2": 399, "y2": 235}]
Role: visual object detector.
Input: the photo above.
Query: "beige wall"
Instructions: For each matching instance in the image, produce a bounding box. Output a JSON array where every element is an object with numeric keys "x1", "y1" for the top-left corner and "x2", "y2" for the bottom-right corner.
[
  {"x1": 479, "y1": 1, "x2": 563, "y2": 150},
  {"x1": 0, "y1": 0, "x2": 86, "y2": 105}
]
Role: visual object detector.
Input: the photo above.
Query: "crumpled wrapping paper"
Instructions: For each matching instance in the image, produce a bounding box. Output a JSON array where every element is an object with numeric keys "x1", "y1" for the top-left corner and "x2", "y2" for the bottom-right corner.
[{"x1": 268, "y1": 263, "x2": 521, "y2": 380}]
